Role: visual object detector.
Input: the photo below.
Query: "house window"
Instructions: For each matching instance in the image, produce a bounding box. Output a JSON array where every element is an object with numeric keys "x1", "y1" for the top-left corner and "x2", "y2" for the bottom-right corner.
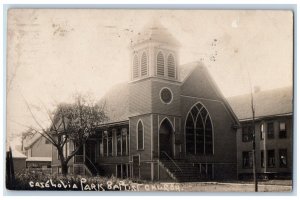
[
  {"x1": 157, "y1": 51, "x2": 164, "y2": 76},
  {"x1": 167, "y1": 54, "x2": 175, "y2": 78},
  {"x1": 242, "y1": 151, "x2": 253, "y2": 168},
  {"x1": 279, "y1": 149, "x2": 287, "y2": 168},
  {"x1": 137, "y1": 121, "x2": 144, "y2": 150},
  {"x1": 108, "y1": 131, "x2": 113, "y2": 156},
  {"x1": 133, "y1": 55, "x2": 139, "y2": 78},
  {"x1": 45, "y1": 139, "x2": 51, "y2": 144},
  {"x1": 185, "y1": 103, "x2": 213, "y2": 155},
  {"x1": 267, "y1": 122, "x2": 274, "y2": 139},
  {"x1": 261, "y1": 150, "x2": 265, "y2": 168},
  {"x1": 260, "y1": 123, "x2": 264, "y2": 140},
  {"x1": 141, "y1": 52, "x2": 148, "y2": 76},
  {"x1": 279, "y1": 122, "x2": 287, "y2": 138},
  {"x1": 242, "y1": 124, "x2": 252, "y2": 142},
  {"x1": 267, "y1": 150, "x2": 275, "y2": 167},
  {"x1": 103, "y1": 131, "x2": 107, "y2": 157}
]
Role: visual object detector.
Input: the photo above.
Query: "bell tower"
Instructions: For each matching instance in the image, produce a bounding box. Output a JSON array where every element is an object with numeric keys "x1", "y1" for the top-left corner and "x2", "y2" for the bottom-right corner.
[{"x1": 130, "y1": 20, "x2": 180, "y2": 82}]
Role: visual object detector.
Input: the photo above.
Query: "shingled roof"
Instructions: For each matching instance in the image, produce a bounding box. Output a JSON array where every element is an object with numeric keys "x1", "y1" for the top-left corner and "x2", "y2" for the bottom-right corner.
[{"x1": 227, "y1": 86, "x2": 293, "y2": 121}]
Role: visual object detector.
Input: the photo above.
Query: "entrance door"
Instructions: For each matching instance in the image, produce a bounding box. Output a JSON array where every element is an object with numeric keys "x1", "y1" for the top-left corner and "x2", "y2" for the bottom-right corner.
[
  {"x1": 86, "y1": 141, "x2": 96, "y2": 163},
  {"x1": 159, "y1": 119, "x2": 174, "y2": 157}
]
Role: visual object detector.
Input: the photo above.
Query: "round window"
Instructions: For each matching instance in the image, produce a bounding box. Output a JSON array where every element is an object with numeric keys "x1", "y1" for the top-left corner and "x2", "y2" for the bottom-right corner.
[{"x1": 160, "y1": 88, "x2": 173, "y2": 104}]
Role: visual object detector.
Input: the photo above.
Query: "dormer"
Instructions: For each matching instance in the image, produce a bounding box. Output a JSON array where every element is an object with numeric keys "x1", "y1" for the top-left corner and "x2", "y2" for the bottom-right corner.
[{"x1": 130, "y1": 20, "x2": 180, "y2": 82}]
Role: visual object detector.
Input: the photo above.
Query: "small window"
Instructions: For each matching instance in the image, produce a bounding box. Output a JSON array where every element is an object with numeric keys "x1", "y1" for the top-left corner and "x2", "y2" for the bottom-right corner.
[
  {"x1": 45, "y1": 139, "x2": 51, "y2": 144},
  {"x1": 279, "y1": 149, "x2": 287, "y2": 168},
  {"x1": 267, "y1": 122, "x2": 274, "y2": 139},
  {"x1": 167, "y1": 54, "x2": 175, "y2": 78},
  {"x1": 260, "y1": 123, "x2": 264, "y2": 140},
  {"x1": 242, "y1": 125, "x2": 252, "y2": 142},
  {"x1": 267, "y1": 150, "x2": 275, "y2": 167},
  {"x1": 137, "y1": 121, "x2": 144, "y2": 150},
  {"x1": 141, "y1": 52, "x2": 148, "y2": 76},
  {"x1": 242, "y1": 151, "x2": 253, "y2": 168},
  {"x1": 160, "y1": 88, "x2": 173, "y2": 104},
  {"x1": 261, "y1": 150, "x2": 265, "y2": 168},
  {"x1": 279, "y1": 122, "x2": 287, "y2": 138}
]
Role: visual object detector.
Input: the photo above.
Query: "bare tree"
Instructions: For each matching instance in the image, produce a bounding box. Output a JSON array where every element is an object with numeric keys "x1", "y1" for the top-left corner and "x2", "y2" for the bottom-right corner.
[{"x1": 24, "y1": 94, "x2": 107, "y2": 176}]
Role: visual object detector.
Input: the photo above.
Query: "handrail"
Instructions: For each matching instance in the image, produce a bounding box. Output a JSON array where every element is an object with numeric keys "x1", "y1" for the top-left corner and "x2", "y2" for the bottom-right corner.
[
  {"x1": 160, "y1": 151, "x2": 182, "y2": 173},
  {"x1": 85, "y1": 156, "x2": 99, "y2": 175}
]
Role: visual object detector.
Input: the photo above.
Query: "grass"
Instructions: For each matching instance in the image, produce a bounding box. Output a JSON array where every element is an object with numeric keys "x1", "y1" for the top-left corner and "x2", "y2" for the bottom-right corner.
[{"x1": 8, "y1": 171, "x2": 292, "y2": 192}]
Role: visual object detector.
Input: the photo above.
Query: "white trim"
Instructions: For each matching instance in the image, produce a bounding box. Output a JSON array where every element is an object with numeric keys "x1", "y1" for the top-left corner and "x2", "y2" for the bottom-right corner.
[
  {"x1": 151, "y1": 114, "x2": 153, "y2": 160},
  {"x1": 136, "y1": 119, "x2": 145, "y2": 150},
  {"x1": 159, "y1": 87, "x2": 173, "y2": 105},
  {"x1": 184, "y1": 101, "x2": 215, "y2": 155},
  {"x1": 159, "y1": 116, "x2": 175, "y2": 133}
]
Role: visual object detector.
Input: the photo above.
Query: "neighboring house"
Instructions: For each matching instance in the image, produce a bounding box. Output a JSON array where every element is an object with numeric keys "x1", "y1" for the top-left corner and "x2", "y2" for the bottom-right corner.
[
  {"x1": 51, "y1": 21, "x2": 239, "y2": 181},
  {"x1": 228, "y1": 87, "x2": 293, "y2": 179},
  {"x1": 11, "y1": 148, "x2": 27, "y2": 173},
  {"x1": 23, "y1": 134, "x2": 52, "y2": 171}
]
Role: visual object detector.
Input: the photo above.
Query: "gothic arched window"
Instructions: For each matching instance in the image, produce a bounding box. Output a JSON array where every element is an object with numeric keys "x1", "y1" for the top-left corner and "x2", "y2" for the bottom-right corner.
[
  {"x1": 133, "y1": 55, "x2": 139, "y2": 78},
  {"x1": 167, "y1": 54, "x2": 175, "y2": 78},
  {"x1": 157, "y1": 51, "x2": 164, "y2": 76},
  {"x1": 185, "y1": 103, "x2": 213, "y2": 155},
  {"x1": 141, "y1": 52, "x2": 148, "y2": 76},
  {"x1": 137, "y1": 120, "x2": 144, "y2": 150}
]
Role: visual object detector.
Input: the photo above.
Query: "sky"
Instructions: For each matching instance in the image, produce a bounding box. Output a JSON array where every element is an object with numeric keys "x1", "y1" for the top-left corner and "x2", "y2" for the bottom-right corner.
[{"x1": 6, "y1": 9, "x2": 293, "y2": 148}]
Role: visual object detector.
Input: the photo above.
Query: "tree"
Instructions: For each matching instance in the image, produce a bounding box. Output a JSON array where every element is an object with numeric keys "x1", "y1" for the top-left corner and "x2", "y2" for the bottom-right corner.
[{"x1": 25, "y1": 94, "x2": 107, "y2": 176}]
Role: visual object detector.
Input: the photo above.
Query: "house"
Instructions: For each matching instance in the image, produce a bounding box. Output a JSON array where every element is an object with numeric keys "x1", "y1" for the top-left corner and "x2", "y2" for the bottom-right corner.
[
  {"x1": 227, "y1": 87, "x2": 293, "y2": 179},
  {"x1": 10, "y1": 148, "x2": 27, "y2": 173},
  {"x1": 23, "y1": 134, "x2": 52, "y2": 171},
  {"x1": 51, "y1": 21, "x2": 239, "y2": 181}
]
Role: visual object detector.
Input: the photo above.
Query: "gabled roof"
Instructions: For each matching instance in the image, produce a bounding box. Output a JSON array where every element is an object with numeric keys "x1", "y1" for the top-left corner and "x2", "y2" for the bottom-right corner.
[
  {"x1": 227, "y1": 86, "x2": 293, "y2": 121},
  {"x1": 131, "y1": 20, "x2": 180, "y2": 47},
  {"x1": 23, "y1": 133, "x2": 42, "y2": 149},
  {"x1": 97, "y1": 62, "x2": 240, "y2": 126},
  {"x1": 12, "y1": 149, "x2": 27, "y2": 159}
]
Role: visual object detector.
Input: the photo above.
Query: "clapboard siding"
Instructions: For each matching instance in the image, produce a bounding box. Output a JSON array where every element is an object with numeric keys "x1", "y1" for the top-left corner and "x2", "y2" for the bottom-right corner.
[{"x1": 129, "y1": 115, "x2": 152, "y2": 161}]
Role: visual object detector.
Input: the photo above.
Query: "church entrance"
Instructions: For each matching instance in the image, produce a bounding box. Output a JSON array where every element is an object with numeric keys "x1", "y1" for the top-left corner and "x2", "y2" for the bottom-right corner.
[{"x1": 159, "y1": 119, "x2": 174, "y2": 158}]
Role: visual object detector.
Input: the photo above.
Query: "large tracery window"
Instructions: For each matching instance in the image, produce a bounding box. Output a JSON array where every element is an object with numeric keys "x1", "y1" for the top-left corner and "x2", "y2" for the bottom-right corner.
[
  {"x1": 141, "y1": 52, "x2": 148, "y2": 76},
  {"x1": 167, "y1": 54, "x2": 175, "y2": 78},
  {"x1": 185, "y1": 103, "x2": 213, "y2": 155},
  {"x1": 157, "y1": 51, "x2": 165, "y2": 76}
]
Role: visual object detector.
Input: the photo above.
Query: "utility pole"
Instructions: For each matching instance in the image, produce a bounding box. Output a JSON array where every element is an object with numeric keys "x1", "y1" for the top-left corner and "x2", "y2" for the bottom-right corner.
[{"x1": 250, "y1": 91, "x2": 258, "y2": 192}]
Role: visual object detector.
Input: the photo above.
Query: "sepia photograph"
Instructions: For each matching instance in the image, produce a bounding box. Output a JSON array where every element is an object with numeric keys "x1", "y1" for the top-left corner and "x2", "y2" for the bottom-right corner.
[{"x1": 5, "y1": 8, "x2": 294, "y2": 192}]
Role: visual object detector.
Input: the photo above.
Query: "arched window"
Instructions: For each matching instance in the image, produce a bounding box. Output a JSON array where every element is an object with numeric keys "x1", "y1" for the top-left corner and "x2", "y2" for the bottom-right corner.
[
  {"x1": 185, "y1": 103, "x2": 213, "y2": 155},
  {"x1": 133, "y1": 55, "x2": 139, "y2": 78},
  {"x1": 137, "y1": 120, "x2": 144, "y2": 150},
  {"x1": 167, "y1": 54, "x2": 175, "y2": 78},
  {"x1": 157, "y1": 51, "x2": 164, "y2": 76},
  {"x1": 141, "y1": 52, "x2": 148, "y2": 76}
]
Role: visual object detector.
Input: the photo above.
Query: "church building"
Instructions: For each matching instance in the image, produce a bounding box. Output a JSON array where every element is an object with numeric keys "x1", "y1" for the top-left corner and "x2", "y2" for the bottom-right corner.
[{"x1": 51, "y1": 21, "x2": 239, "y2": 181}]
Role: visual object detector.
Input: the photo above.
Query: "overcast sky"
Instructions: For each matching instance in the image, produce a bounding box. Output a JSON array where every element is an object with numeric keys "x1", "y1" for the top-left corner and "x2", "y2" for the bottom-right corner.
[{"x1": 6, "y1": 9, "x2": 293, "y2": 147}]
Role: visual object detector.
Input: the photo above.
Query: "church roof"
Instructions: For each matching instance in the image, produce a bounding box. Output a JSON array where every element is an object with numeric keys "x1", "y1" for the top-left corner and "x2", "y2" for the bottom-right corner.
[
  {"x1": 227, "y1": 86, "x2": 293, "y2": 121},
  {"x1": 131, "y1": 20, "x2": 180, "y2": 47},
  {"x1": 97, "y1": 62, "x2": 198, "y2": 124}
]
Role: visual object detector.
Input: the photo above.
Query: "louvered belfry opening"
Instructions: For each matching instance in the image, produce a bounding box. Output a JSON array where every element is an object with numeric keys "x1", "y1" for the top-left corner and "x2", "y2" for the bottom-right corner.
[
  {"x1": 141, "y1": 52, "x2": 148, "y2": 76},
  {"x1": 157, "y1": 51, "x2": 165, "y2": 76},
  {"x1": 167, "y1": 54, "x2": 175, "y2": 78},
  {"x1": 133, "y1": 55, "x2": 139, "y2": 78}
]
